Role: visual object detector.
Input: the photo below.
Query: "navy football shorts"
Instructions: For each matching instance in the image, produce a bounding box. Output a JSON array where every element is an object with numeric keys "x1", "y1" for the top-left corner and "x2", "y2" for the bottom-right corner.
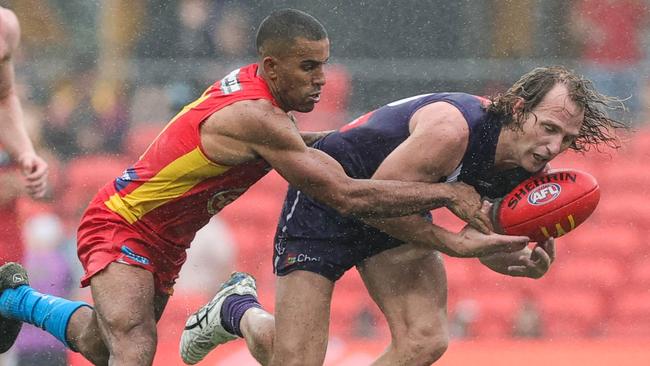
[{"x1": 273, "y1": 188, "x2": 432, "y2": 282}]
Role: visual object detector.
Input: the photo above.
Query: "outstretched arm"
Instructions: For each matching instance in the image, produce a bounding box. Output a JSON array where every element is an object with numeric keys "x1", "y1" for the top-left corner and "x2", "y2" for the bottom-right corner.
[
  {"x1": 216, "y1": 99, "x2": 462, "y2": 218},
  {"x1": 366, "y1": 211, "x2": 531, "y2": 257},
  {"x1": 0, "y1": 8, "x2": 48, "y2": 198}
]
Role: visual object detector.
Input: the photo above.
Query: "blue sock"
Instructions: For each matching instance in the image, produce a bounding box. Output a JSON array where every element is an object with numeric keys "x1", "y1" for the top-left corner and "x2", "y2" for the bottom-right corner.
[
  {"x1": 220, "y1": 294, "x2": 260, "y2": 337},
  {"x1": 0, "y1": 286, "x2": 90, "y2": 349}
]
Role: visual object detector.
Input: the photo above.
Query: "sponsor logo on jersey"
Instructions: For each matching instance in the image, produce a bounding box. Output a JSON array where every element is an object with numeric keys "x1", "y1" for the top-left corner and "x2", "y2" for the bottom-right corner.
[
  {"x1": 114, "y1": 167, "x2": 138, "y2": 191},
  {"x1": 220, "y1": 68, "x2": 242, "y2": 95},
  {"x1": 527, "y1": 183, "x2": 561, "y2": 205},
  {"x1": 207, "y1": 188, "x2": 247, "y2": 215}
]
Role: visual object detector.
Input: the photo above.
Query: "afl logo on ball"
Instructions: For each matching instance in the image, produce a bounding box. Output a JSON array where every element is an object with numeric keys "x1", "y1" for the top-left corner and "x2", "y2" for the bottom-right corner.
[{"x1": 527, "y1": 183, "x2": 561, "y2": 205}]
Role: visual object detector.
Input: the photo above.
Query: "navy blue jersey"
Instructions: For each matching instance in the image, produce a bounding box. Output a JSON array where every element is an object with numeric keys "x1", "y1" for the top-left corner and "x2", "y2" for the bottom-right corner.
[
  {"x1": 273, "y1": 93, "x2": 536, "y2": 280},
  {"x1": 315, "y1": 92, "x2": 532, "y2": 198}
]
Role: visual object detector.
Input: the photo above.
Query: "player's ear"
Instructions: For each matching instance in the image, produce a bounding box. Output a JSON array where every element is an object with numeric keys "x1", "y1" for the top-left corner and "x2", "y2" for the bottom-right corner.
[
  {"x1": 512, "y1": 97, "x2": 525, "y2": 115},
  {"x1": 510, "y1": 97, "x2": 526, "y2": 125},
  {"x1": 262, "y1": 56, "x2": 279, "y2": 81}
]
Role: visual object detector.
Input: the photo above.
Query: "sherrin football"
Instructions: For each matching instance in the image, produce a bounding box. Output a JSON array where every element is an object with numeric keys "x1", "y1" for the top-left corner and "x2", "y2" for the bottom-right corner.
[{"x1": 494, "y1": 169, "x2": 600, "y2": 242}]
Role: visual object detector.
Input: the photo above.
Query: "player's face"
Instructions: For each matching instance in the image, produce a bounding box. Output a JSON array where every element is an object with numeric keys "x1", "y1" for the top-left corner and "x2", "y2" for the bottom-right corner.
[
  {"x1": 268, "y1": 37, "x2": 329, "y2": 113},
  {"x1": 514, "y1": 83, "x2": 584, "y2": 172}
]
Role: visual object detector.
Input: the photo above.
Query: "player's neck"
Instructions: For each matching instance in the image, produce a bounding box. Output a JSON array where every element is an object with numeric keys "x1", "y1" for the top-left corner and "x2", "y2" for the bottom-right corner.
[
  {"x1": 257, "y1": 67, "x2": 291, "y2": 112},
  {"x1": 494, "y1": 128, "x2": 519, "y2": 171}
]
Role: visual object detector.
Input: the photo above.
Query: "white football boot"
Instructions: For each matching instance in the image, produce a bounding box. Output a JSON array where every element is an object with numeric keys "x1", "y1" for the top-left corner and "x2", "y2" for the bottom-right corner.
[{"x1": 180, "y1": 272, "x2": 258, "y2": 364}]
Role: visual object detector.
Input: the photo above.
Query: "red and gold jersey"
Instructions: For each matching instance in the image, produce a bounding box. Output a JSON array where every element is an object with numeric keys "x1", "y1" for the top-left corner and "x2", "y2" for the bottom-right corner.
[{"x1": 90, "y1": 64, "x2": 275, "y2": 250}]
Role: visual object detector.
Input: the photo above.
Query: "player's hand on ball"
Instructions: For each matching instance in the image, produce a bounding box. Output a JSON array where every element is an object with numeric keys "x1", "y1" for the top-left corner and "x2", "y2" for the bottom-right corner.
[
  {"x1": 450, "y1": 224, "x2": 529, "y2": 257},
  {"x1": 446, "y1": 182, "x2": 493, "y2": 234}
]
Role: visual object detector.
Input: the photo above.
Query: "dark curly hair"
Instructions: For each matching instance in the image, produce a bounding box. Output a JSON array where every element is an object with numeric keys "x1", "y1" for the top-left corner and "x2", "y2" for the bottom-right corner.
[
  {"x1": 487, "y1": 66, "x2": 628, "y2": 152},
  {"x1": 256, "y1": 9, "x2": 327, "y2": 56}
]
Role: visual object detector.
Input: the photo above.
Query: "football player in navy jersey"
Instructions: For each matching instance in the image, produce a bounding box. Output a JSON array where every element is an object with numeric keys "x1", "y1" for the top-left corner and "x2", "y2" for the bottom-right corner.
[{"x1": 182, "y1": 67, "x2": 625, "y2": 365}]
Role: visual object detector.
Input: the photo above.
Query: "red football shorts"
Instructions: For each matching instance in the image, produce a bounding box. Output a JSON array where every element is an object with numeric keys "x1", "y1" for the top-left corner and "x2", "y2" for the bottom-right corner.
[{"x1": 77, "y1": 197, "x2": 187, "y2": 295}]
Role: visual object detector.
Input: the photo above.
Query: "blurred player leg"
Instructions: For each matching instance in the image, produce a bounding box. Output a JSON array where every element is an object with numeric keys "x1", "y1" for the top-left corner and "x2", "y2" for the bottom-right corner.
[
  {"x1": 89, "y1": 262, "x2": 166, "y2": 365},
  {"x1": 180, "y1": 272, "x2": 273, "y2": 365},
  {"x1": 64, "y1": 305, "x2": 107, "y2": 364},
  {"x1": 269, "y1": 270, "x2": 334, "y2": 366},
  {"x1": 358, "y1": 244, "x2": 449, "y2": 366}
]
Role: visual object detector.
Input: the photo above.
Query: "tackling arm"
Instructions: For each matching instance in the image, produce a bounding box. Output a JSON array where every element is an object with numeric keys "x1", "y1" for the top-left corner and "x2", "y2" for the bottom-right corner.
[{"x1": 236, "y1": 100, "x2": 461, "y2": 218}]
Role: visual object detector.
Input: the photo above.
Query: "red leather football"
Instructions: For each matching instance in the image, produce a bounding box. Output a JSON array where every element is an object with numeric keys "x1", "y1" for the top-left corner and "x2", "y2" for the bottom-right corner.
[{"x1": 494, "y1": 169, "x2": 600, "y2": 242}]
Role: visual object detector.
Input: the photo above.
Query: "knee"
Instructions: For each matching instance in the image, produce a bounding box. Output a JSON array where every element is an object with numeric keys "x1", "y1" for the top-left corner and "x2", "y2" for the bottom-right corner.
[
  {"x1": 396, "y1": 325, "x2": 449, "y2": 365},
  {"x1": 97, "y1": 308, "x2": 158, "y2": 365},
  {"x1": 420, "y1": 334, "x2": 449, "y2": 363},
  {"x1": 101, "y1": 308, "x2": 157, "y2": 347}
]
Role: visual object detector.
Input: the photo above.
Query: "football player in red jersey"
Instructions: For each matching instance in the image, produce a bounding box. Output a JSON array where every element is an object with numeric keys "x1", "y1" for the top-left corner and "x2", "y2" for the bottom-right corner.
[{"x1": 0, "y1": 9, "x2": 531, "y2": 366}]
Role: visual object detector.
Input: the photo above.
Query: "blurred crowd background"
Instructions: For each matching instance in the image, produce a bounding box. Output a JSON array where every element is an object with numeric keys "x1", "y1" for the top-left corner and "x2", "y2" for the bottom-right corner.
[{"x1": 1, "y1": 0, "x2": 649, "y2": 365}]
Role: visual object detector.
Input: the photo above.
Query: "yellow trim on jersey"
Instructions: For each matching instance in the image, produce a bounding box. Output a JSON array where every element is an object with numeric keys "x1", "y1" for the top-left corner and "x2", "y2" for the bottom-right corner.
[
  {"x1": 105, "y1": 147, "x2": 230, "y2": 224},
  {"x1": 168, "y1": 92, "x2": 212, "y2": 125},
  {"x1": 140, "y1": 93, "x2": 212, "y2": 159}
]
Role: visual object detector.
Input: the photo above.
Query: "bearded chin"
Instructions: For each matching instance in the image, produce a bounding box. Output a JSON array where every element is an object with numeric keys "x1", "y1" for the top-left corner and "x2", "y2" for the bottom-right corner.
[{"x1": 295, "y1": 103, "x2": 316, "y2": 113}]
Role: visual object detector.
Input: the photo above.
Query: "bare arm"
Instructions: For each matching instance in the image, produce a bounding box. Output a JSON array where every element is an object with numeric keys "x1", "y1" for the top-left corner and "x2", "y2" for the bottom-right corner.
[
  {"x1": 219, "y1": 99, "x2": 460, "y2": 217},
  {"x1": 299, "y1": 130, "x2": 334, "y2": 146},
  {"x1": 364, "y1": 102, "x2": 529, "y2": 256},
  {"x1": 365, "y1": 102, "x2": 492, "y2": 229},
  {"x1": 0, "y1": 8, "x2": 48, "y2": 198},
  {"x1": 367, "y1": 213, "x2": 530, "y2": 257},
  {"x1": 287, "y1": 112, "x2": 334, "y2": 146}
]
